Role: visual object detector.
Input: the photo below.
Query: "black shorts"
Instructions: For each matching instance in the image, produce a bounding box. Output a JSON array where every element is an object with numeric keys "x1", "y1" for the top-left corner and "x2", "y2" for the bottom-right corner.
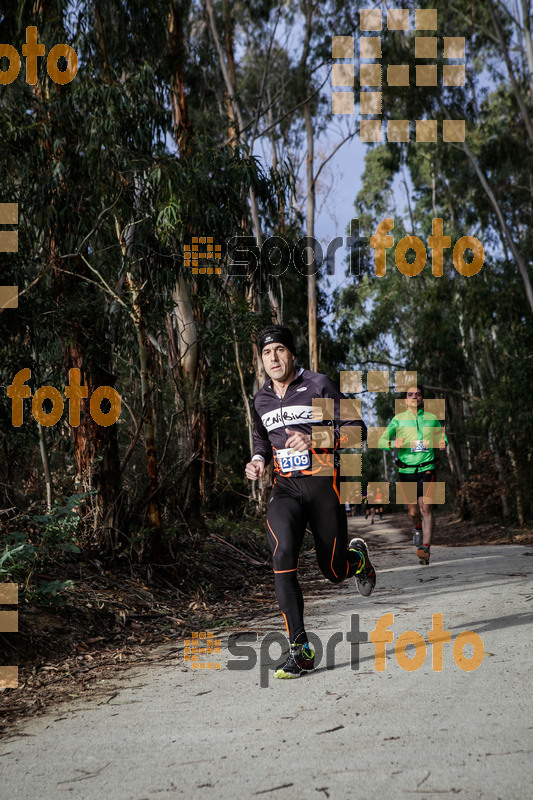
[{"x1": 397, "y1": 470, "x2": 436, "y2": 501}]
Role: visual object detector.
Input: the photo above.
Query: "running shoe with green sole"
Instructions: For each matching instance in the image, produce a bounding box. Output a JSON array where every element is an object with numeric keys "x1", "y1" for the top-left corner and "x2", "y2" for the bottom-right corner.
[
  {"x1": 274, "y1": 644, "x2": 315, "y2": 679},
  {"x1": 349, "y1": 537, "x2": 377, "y2": 597}
]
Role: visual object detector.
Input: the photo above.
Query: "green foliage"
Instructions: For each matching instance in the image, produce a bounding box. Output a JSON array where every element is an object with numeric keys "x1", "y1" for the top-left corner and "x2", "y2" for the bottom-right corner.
[{"x1": 0, "y1": 494, "x2": 84, "y2": 602}]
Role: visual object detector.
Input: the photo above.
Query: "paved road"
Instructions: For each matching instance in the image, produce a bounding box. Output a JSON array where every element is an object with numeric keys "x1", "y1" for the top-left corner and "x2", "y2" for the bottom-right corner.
[{"x1": 2, "y1": 517, "x2": 533, "y2": 799}]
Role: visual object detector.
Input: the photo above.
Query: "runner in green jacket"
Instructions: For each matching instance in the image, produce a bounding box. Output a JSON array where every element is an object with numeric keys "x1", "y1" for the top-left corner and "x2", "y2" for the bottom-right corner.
[{"x1": 378, "y1": 385, "x2": 446, "y2": 565}]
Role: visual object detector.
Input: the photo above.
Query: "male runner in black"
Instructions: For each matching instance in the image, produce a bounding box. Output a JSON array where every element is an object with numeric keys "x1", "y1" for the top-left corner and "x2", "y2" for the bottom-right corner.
[{"x1": 245, "y1": 325, "x2": 376, "y2": 678}]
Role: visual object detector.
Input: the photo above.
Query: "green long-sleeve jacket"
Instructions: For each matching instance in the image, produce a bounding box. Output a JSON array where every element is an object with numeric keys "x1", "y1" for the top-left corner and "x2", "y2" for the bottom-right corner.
[{"x1": 377, "y1": 407, "x2": 447, "y2": 474}]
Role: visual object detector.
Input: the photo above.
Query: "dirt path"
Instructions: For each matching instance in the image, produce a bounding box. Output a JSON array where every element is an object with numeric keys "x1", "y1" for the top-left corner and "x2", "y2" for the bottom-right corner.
[{"x1": 1, "y1": 515, "x2": 533, "y2": 799}]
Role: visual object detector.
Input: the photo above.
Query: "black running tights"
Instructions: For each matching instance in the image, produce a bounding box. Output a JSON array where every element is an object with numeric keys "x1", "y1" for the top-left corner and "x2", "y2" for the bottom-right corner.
[{"x1": 265, "y1": 475, "x2": 361, "y2": 643}]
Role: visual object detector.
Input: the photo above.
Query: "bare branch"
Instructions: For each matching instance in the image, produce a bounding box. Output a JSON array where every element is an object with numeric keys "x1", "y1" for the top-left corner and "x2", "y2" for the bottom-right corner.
[
  {"x1": 248, "y1": 6, "x2": 283, "y2": 154},
  {"x1": 0, "y1": 262, "x2": 52, "y2": 316},
  {"x1": 313, "y1": 128, "x2": 359, "y2": 187}
]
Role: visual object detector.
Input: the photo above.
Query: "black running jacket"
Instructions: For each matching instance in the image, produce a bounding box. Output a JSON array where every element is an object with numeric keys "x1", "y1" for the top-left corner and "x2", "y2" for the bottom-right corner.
[{"x1": 252, "y1": 368, "x2": 367, "y2": 477}]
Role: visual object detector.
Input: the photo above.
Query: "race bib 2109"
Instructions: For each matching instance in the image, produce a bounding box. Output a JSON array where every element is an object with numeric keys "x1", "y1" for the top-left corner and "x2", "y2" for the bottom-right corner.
[{"x1": 276, "y1": 448, "x2": 310, "y2": 473}]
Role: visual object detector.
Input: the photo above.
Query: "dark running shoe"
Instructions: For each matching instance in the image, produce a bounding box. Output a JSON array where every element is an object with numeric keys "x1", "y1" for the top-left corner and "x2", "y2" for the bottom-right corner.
[
  {"x1": 349, "y1": 537, "x2": 377, "y2": 597},
  {"x1": 274, "y1": 643, "x2": 315, "y2": 679},
  {"x1": 412, "y1": 527, "x2": 423, "y2": 547},
  {"x1": 417, "y1": 545, "x2": 430, "y2": 565}
]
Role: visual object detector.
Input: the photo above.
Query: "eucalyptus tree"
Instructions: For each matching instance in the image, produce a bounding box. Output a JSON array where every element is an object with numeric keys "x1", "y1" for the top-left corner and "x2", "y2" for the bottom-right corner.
[
  {"x1": 332, "y1": 0, "x2": 533, "y2": 522},
  {"x1": 0, "y1": 0, "x2": 286, "y2": 556}
]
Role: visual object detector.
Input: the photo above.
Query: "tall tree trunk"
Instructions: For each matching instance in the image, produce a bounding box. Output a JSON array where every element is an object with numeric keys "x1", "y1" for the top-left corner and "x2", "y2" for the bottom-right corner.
[
  {"x1": 490, "y1": 433, "x2": 510, "y2": 520},
  {"x1": 445, "y1": 391, "x2": 469, "y2": 517},
  {"x1": 481, "y1": 339, "x2": 510, "y2": 520},
  {"x1": 205, "y1": 0, "x2": 274, "y2": 398},
  {"x1": 520, "y1": 0, "x2": 533, "y2": 90},
  {"x1": 172, "y1": 275, "x2": 198, "y2": 382},
  {"x1": 300, "y1": 0, "x2": 318, "y2": 370},
  {"x1": 115, "y1": 198, "x2": 162, "y2": 555},
  {"x1": 126, "y1": 273, "x2": 163, "y2": 556},
  {"x1": 230, "y1": 311, "x2": 258, "y2": 503},
  {"x1": 37, "y1": 425, "x2": 53, "y2": 512},
  {"x1": 94, "y1": 3, "x2": 111, "y2": 79},
  {"x1": 169, "y1": 272, "x2": 216, "y2": 511},
  {"x1": 167, "y1": 5, "x2": 215, "y2": 508},
  {"x1": 65, "y1": 337, "x2": 122, "y2": 546},
  {"x1": 168, "y1": 1, "x2": 193, "y2": 155},
  {"x1": 32, "y1": 344, "x2": 53, "y2": 510},
  {"x1": 488, "y1": 1, "x2": 533, "y2": 140},
  {"x1": 49, "y1": 169, "x2": 121, "y2": 546},
  {"x1": 37, "y1": 0, "x2": 122, "y2": 547},
  {"x1": 455, "y1": 133, "x2": 533, "y2": 314},
  {"x1": 223, "y1": 0, "x2": 238, "y2": 135},
  {"x1": 507, "y1": 446, "x2": 525, "y2": 526},
  {"x1": 304, "y1": 100, "x2": 317, "y2": 371},
  {"x1": 166, "y1": 7, "x2": 210, "y2": 514},
  {"x1": 269, "y1": 102, "x2": 286, "y2": 236},
  {"x1": 204, "y1": 0, "x2": 262, "y2": 246}
]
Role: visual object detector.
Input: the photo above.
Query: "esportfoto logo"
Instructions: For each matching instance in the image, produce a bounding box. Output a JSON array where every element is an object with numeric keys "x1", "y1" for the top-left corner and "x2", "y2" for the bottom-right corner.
[
  {"x1": 0, "y1": 27, "x2": 78, "y2": 85},
  {"x1": 332, "y1": 8, "x2": 466, "y2": 143},
  {"x1": 184, "y1": 613, "x2": 484, "y2": 687},
  {"x1": 194, "y1": 217, "x2": 483, "y2": 280}
]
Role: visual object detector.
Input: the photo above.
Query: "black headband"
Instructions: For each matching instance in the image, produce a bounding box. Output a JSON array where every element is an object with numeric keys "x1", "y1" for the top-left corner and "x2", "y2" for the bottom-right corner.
[{"x1": 258, "y1": 328, "x2": 296, "y2": 356}]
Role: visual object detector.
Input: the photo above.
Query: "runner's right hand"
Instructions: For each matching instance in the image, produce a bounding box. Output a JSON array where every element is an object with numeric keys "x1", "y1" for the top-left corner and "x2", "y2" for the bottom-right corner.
[
  {"x1": 394, "y1": 437, "x2": 406, "y2": 448},
  {"x1": 285, "y1": 427, "x2": 312, "y2": 451},
  {"x1": 245, "y1": 460, "x2": 265, "y2": 480}
]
